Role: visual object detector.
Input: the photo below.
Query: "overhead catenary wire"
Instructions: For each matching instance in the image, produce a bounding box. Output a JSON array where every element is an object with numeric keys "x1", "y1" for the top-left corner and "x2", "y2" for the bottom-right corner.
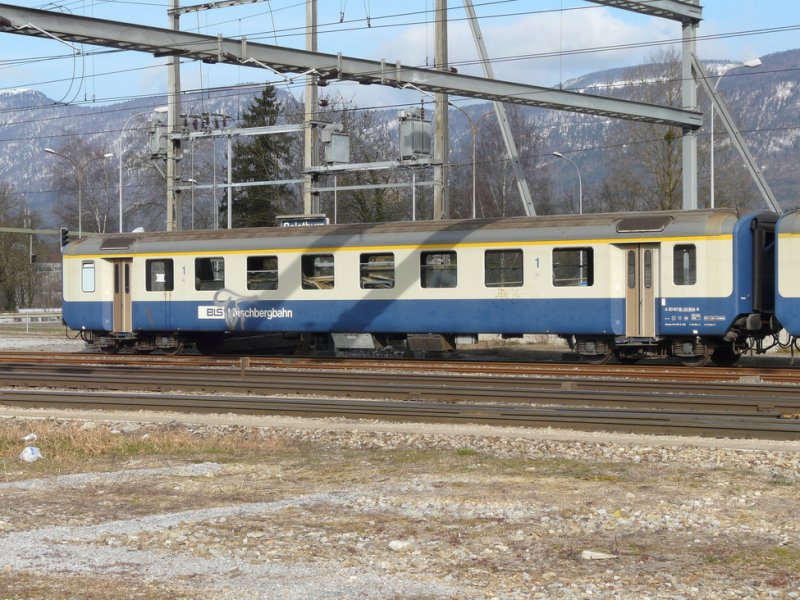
[
  {"x1": 2, "y1": 14, "x2": 798, "y2": 111},
  {"x1": 2, "y1": 1, "x2": 795, "y2": 187}
]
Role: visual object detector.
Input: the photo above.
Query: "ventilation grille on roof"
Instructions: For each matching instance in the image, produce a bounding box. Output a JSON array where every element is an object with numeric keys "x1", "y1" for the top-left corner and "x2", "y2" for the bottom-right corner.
[
  {"x1": 100, "y1": 236, "x2": 136, "y2": 250},
  {"x1": 616, "y1": 216, "x2": 673, "y2": 233}
]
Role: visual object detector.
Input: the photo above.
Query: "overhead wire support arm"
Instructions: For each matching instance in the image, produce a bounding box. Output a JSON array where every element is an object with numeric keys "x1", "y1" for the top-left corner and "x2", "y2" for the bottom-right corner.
[
  {"x1": 169, "y1": 0, "x2": 270, "y2": 16},
  {"x1": 0, "y1": 3, "x2": 702, "y2": 130},
  {"x1": 583, "y1": 0, "x2": 702, "y2": 23},
  {"x1": 690, "y1": 54, "x2": 782, "y2": 213},
  {"x1": 463, "y1": 0, "x2": 535, "y2": 216}
]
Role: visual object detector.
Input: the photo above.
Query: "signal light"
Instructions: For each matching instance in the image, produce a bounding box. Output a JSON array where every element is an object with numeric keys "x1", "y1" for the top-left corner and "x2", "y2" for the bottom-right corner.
[{"x1": 60, "y1": 227, "x2": 70, "y2": 249}]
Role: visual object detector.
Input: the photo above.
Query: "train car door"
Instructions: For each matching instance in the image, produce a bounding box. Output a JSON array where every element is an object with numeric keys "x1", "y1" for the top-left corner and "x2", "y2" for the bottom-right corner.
[
  {"x1": 624, "y1": 244, "x2": 659, "y2": 337},
  {"x1": 111, "y1": 258, "x2": 133, "y2": 333}
]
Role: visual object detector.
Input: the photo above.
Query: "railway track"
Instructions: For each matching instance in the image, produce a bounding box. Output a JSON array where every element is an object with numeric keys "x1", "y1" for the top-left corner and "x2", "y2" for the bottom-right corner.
[
  {"x1": 2, "y1": 352, "x2": 800, "y2": 439},
  {"x1": 4, "y1": 350, "x2": 800, "y2": 382},
  {"x1": 2, "y1": 387, "x2": 797, "y2": 440}
]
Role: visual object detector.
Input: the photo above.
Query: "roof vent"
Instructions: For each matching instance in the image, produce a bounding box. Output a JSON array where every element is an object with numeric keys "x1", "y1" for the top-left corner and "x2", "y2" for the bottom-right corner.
[
  {"x1": 100, "y1": 236, "x2": 136, "y2": 250},
  {"x1": 616, "y1": 216, "x2": 673, "y2": 233}
]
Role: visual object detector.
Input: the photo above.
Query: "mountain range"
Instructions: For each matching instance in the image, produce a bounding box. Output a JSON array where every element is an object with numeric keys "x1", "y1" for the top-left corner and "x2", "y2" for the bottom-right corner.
[{"x1": 1, "y1": 48, "x2": 798, "y2": 223}]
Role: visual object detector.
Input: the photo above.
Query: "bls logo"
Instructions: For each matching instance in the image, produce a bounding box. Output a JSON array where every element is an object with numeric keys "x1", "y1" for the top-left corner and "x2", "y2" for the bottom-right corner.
[{"x1": 198, "y1": 306, "x2": 225, "y2": 319}]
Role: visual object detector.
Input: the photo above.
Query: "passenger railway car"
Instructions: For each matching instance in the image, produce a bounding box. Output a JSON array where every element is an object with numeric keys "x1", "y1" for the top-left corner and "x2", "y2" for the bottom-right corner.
[
  {"x1": 61, "y1": 208, "x2": 779, "y2": 365},
  {"x1": 776, "y1": 210, "x2": 800, "y2": 337}
]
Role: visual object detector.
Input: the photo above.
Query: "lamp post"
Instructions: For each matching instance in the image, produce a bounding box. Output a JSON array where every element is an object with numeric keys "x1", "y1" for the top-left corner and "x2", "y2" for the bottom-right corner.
[
  {"x1": 118, "y1": 110, "x2": 158, "y2": 233},
  {"x1": 710, "y1": 58, "x2": 761, "y2": 208},
  {"x1": 552, "y1": 151, "x2": 583, "y2": 215},
  {"x1": 45, "y1": 148, "x2": 114, "y2": 238},
  {"x1": 449, "y1": 103, "x2": 494, "y2": 219},
  {"x1": 185, "y1": 178, "x2": 198, "y2": 230}
]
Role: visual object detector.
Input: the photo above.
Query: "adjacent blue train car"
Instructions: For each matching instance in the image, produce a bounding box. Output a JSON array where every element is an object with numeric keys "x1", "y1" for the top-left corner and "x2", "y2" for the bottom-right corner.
[
  {"x1": 62, "y1": 208, "x2": 780, "y2": 365},
  {"x1": 776, "y1": 210, "x2": 800, "y2": 337}
]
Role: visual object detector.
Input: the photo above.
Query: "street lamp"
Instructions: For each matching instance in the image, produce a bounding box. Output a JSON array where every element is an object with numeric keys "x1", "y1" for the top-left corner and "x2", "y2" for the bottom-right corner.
[
  {"x1": 45, "y1": 148, "x2": 114, "y2": 238},
  {"x1": 403, "y1": 81, "x2": 495, "y2": 219},
  {"x1": 185, "y1": 179, "x2": 198, "y2": 230},
  {"x1": 710, "y1": 58, "x2": 761, "y2": 208},
  {"x1": 552, "y1": 152, "x2": 583, "y2": 215},
  {"x1": 448, "y1": 104, "x2": 495, "y2": 219},
  {"x1": 118, "y1": 110, "x2": 161, "y2": 232}
]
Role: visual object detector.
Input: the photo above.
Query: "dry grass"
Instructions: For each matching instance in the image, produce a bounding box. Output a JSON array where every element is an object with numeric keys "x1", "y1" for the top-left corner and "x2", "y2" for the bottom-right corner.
[
  {"x1": 0, "y1": 419, "x2": 289, "y2": 479},
  {"x1": 0, "y1": 572, "x2": 200, "y2": 600}
]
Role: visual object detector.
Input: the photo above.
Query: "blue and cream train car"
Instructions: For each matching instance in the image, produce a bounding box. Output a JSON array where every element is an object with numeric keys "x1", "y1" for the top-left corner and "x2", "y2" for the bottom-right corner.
[
  {"x1": 61, "y1": 208, "x2": 779, "y2": 365},
  {"x1": 776, "y1": 210, "x2": 800, "y2": 338}
]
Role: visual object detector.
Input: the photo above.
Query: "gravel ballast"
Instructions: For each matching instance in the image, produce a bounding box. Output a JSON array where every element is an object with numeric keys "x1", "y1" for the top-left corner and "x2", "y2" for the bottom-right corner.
[{"x1": 1, "y1": 407, "x2": 799, "y2": 599}]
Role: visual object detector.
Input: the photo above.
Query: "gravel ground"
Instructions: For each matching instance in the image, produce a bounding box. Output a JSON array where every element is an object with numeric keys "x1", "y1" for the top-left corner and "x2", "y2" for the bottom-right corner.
[
  {"x1": 0, "y1": 332, "x2": 85, "y2": 352},
  {"x1": 1, "y1": 407, "x2": 799, "y2": 599},
  {"x1": 2, "y1": 332, "x2": 800, "y2": 598}
]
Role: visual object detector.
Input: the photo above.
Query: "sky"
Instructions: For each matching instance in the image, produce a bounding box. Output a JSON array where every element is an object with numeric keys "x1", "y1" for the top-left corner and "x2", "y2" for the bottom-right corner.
[{"x1": 0, "y1": 0, "x2": 799, "y2": 110}]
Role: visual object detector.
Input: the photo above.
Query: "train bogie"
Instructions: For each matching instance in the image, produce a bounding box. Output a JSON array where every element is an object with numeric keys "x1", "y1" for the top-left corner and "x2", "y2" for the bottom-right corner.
[{"x1": 61, "y1": 209, "x2": 782, "y2": 364}]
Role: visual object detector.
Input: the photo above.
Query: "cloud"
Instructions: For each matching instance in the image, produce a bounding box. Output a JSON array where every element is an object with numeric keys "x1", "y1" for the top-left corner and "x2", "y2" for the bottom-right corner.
[{"x1": 370, "y1": 7, "x2": 678, "y2": 90}]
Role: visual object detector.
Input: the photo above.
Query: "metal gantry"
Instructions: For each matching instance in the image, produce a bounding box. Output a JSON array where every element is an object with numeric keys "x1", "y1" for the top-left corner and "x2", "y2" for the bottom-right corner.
[
  {"x1": 0, "y1": 4, "x2": 702, "y2": 129},
  {"x1": 0, "y1": 1, "x2": 728, "y2": 217}
]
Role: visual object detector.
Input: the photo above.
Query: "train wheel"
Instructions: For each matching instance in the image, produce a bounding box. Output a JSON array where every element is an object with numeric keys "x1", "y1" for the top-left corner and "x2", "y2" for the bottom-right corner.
[
  {"x1": 710, "y1": 345, "x2": 740, "y2": 367},
  {"x1": 99, "y1": 342, "x2": 119, "y2": 354},
  {"x1": 613, "y1": 350, "x2": 639, "y2": 365},
  {"x1": 582, "y1": 350, "x2": 613, "y2": 365},
  {"x1": 679, "y1": 353, "x2": 711, "y2": 367},
  {"x1": 162, "y1": 339, "x2": 184, "y2": 356}
]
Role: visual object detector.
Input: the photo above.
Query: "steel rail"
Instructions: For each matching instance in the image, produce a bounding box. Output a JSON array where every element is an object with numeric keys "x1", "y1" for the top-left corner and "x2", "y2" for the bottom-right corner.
[
  {"x1": 2, "y1": 388, "x2": 798, "y2": 440},
  {"x1": 4, "y1": 351, "x2": 800, "y2": 384},
  {"x1": 2, "y1": 363, "x2": 800, "y2": 417}
]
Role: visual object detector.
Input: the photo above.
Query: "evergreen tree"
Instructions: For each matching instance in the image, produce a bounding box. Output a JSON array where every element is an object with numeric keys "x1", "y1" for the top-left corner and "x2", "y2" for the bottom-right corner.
[{"x1": 226, "y1": 85, "x2": 290, "y2": 227}]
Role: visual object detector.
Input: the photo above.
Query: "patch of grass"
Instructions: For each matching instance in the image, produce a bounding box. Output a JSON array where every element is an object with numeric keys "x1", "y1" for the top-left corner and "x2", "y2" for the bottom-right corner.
[
  {"x1": 0, "y1": 571, "x2": 198, "y2": 599},
  {"x1": 768, "y1": 475, "x2": 798, "y2": 487},
  {"x1": 0, "y1": 419, "x2": 290, "y2": 477},
  {"x1": 455, "y1": 447, "x2": 477, "y2": 457},
  {"x1": 742, "y1": 546, "x2": 800, "y2": 569},
  {"x1": 527, "y1": 457, "x2": 630, "y2": 482}
]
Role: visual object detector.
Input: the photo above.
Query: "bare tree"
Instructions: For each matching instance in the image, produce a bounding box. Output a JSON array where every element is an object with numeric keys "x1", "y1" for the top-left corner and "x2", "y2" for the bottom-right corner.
[
  {"x1": 603, "y1": 48, "x2": 685, "y2": 211},
  {"x1": 456, "y1": 105, "x2": 551, "y2": 218},
  {"x1": 314, "y1": 94, "x2": 409, "y2": 223},
  {"x1": 0, "y1": 183, "x2": 44, "y2": 309},
  {"x1": 119, "y1": 127, "x2": 168, "y2": 233},
  {"x1": 46, "y1": 136, "x2": 117, "y2": 233}
]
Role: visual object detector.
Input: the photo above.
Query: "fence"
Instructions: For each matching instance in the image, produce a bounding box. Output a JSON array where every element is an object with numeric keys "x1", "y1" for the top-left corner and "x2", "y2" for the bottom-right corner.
[{"x1": 0, "y1": 310, "x2": 63, "y2": 334}]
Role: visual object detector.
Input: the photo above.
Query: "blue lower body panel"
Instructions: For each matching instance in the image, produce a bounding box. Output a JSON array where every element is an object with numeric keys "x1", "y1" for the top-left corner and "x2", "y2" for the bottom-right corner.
[
  {"x1": 658, "y1": 297, "x2": 741, "y2": 336},
  {"x1": 136, "y1": 297, "x2": 624, "y2": 335},
  {"x1": 63, "y1": 296, "x2": 741, "y2": 338},
  {"x1": 63, "y1": 301, "x2": 113, "y2": 332},
  {"x1": 65, "y1": 298, "x2": 622, "y2": 335}
]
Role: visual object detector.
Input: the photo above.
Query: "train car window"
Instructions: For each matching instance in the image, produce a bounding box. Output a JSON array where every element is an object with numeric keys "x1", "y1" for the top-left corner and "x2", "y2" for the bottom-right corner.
[
  {"x1": 195, "y1": 257, "x2": 225, "y2": 291},
  {"x1": 485, "y1": 249, "x2": 523, "y2": 287},
  {"x1": 627, "y1": 251, "x2": 636, "y2": 289},
  {"x1": 673, "y1": 245, "x2": 696, "y2": 285},
  {"x1": 644, "y1": 250, "x2": 652, "y2": 289},
  {"x1": 146, "y1": 259, "x2": 174, "y2": 292},
  {"x1": 360, "y1": 253, "x2": 395, "y2": 289},
  {"x1": 247, "y1": 256, "x2": 278, "y2": 290},
  {"x1": 553, "y1": 248, "x2": 593, "y2": 287},
  {"x1": 302, "y1": 254, "x2": 334, "y2": 289},
  {"x1": 421, "y1": 251, "x2": 457, "y2": 288},
  {"x1": 81, "y1": 261, "x2": 95, "y2": 293}
]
